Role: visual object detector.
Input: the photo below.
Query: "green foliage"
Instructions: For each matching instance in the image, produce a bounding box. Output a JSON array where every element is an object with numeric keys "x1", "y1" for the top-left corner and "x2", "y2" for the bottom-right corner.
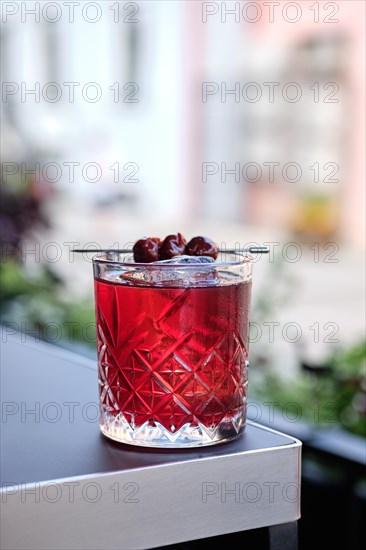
[
  {"x1": 0, "y1": 260, "x2": 96, "y2": 347},
  {"x1": 251, "y1": 341, "x2": 366, "y2": 437}
]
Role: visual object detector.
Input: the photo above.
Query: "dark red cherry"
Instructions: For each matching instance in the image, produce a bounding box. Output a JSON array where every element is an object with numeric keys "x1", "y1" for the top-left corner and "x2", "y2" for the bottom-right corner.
[
  {"x1": 133, "y1": 237, "x2": 161, "y2": 262},
  {"x1": 184, "y1": 236, "x2": 219, "y2": 259},
  {"x1": 159, "y1": 233, "x2": 187, "y2": 259}
]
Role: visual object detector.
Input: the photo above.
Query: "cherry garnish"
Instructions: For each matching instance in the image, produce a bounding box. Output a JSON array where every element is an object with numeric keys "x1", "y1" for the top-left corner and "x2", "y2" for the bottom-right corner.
[
  {"x1": 159, "y1": 233, "x2": 187, "y2": 260},
  {"x1": 184, "y1": 236, "x2": 219, "y2": 260},
  {"x1": 132, "y1": 234, "x2": 219, "y2": 262},
  {"x1": 133, "y1": 237, "x2": 161, "y2": 263}
]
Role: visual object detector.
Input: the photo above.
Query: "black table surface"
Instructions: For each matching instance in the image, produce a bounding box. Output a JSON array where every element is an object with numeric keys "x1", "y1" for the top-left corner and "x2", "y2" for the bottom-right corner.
[{"x1": 1, "y1": 334, "x2": 294, "y2": 486}]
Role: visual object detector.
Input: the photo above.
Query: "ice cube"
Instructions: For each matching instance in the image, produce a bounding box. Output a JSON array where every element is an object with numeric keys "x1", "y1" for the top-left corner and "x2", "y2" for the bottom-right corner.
[
  {"x1": 118, "y1": 255, "x2": 218, "y2": 287},
  {"x1": 154, "y1": 255, "x2": 214, "y2": 264}
]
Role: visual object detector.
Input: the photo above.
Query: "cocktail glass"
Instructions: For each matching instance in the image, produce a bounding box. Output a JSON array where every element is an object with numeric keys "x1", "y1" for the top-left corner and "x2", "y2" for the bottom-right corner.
[{"x1": 93, "y1": 252, "x2": 252, "y2": 448}]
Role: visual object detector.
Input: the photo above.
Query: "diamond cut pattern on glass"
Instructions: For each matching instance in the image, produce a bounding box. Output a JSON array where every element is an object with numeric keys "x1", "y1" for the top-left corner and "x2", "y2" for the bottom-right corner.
[{"x1": 96, "y1": 282, "x2": 248, "y2": 443}]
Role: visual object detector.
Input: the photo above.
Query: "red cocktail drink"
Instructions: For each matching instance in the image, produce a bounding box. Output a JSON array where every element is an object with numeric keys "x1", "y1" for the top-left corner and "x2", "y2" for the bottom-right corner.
[{"x1": 93, "y1": 253, "x2": 252, "y2": 447}]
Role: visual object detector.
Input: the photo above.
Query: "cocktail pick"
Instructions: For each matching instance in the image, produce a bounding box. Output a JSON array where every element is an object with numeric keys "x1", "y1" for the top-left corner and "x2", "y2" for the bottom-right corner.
[{"x1": 72, "y1": 246, "x2": 270, "y2": 254}]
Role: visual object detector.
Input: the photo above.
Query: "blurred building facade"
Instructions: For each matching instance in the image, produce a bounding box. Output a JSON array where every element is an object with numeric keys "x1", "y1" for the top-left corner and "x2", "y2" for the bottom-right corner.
[{"x1": 1, "y1": 1, "x2": 365, "y2": 248}]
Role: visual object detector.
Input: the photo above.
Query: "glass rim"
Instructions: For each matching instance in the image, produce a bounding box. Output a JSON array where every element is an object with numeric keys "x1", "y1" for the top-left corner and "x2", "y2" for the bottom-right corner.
[{"x1": 92, "y1": 252, "x2": 252, "y2": 269}]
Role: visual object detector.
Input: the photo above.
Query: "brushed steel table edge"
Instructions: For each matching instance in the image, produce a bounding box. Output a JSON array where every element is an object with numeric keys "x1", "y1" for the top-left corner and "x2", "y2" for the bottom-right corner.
[
  {"x1": 1, "y1": 423, "x2": 301, "y2": 550},
  {"x1": 0, "y1": 421, "x2": 301, "y2": 490}
]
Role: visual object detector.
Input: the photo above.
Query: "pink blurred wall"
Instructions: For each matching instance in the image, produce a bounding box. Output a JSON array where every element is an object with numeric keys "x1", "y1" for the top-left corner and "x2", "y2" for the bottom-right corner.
[{"x1": 252, "y1": 0, "x2": 365, "y2": 247}]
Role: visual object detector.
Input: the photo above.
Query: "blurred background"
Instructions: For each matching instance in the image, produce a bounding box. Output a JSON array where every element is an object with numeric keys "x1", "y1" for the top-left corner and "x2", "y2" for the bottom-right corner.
[{"x1": 1, "y1": 1, "x2": 365, "y2": 548}]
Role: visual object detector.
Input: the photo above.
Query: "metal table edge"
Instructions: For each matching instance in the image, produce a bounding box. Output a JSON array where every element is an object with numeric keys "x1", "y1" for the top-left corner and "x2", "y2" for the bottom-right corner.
[{"x1": 0, "y1": 422, "x2": 301, "y2": 492}]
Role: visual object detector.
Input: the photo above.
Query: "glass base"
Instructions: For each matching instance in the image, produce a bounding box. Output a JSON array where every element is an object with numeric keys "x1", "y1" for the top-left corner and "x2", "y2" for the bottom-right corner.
[{"x1": 100, "y1": 412, "x2": 246, "y2": 448}]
